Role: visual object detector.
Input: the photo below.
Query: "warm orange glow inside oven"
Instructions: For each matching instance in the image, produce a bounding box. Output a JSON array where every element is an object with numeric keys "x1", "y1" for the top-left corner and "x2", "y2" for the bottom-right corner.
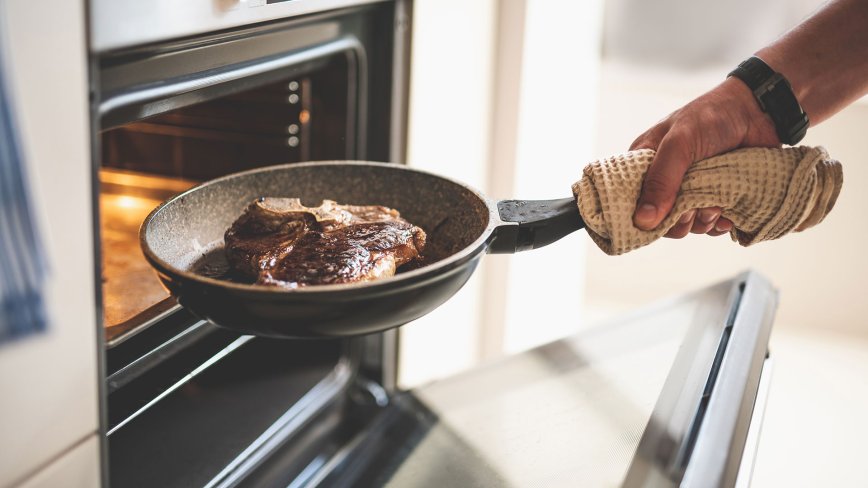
[
  {"x1": 98, "y1": 72, "x2": 325, "y2": 344},
  {"x1": 99, "y1": 169, "x2": 197, "y2": 343}
]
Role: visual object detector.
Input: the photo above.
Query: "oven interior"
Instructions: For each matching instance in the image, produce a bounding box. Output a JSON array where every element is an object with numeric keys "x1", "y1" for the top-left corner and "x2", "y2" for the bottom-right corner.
[
  {"x1": 97, "y1": 6, "x2": 404, "y2": 486},
  {"x1": 100, "y1": 53, "x2": 352, "y2": 344}
]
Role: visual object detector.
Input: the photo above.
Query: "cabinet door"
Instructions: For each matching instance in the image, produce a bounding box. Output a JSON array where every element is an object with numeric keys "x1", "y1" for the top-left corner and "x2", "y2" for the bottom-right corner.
[
  {"x1": 0, "y1": 1, "x2": 100, "y2": 486},
  {"x1": 18, "y1": 436, "x2": 101, "y2": 488}
]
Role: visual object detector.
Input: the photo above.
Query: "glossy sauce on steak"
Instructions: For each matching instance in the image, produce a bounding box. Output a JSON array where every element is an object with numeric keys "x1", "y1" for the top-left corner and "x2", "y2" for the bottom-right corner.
[{"x1": 225, "y1": 198, "x2": 426, "y2": 288}]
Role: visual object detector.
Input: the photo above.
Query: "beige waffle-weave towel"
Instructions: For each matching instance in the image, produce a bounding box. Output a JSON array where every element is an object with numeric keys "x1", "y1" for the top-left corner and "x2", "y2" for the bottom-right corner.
[{"x1": 572, "y1": 146, "x2": 843, "y2": 255}]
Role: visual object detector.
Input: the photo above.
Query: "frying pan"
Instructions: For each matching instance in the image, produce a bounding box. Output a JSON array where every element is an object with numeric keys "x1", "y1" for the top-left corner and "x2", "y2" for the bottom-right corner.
[{"x1": 140, "y1": 161, "x2": 584, "y2": 338}]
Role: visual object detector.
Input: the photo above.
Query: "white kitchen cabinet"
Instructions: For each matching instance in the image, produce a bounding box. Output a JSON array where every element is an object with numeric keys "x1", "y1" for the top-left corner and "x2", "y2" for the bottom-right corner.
[
  {"x1": 0, "y1": 1, "x2": 100, "y2": 486},
  {"x1": 17, "y1": 436, "x2": 101, "y2": 488}
]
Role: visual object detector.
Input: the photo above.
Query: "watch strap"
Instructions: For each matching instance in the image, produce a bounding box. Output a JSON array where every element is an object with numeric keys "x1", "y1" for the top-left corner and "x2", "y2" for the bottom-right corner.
[{"x1": 728, "y1": 56, "x2": 809, "y2": 145}]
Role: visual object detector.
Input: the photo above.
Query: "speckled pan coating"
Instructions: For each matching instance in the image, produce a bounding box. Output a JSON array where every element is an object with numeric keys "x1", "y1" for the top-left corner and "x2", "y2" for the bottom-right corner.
[{"x1": 140, "y1": 161, "x2": 495, "y2": 338}]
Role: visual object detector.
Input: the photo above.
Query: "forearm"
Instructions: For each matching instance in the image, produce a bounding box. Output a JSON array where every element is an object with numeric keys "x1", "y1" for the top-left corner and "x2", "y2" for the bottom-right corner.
[{"x1": 756, "y1": 0, "x2": 868, "y2": 125}]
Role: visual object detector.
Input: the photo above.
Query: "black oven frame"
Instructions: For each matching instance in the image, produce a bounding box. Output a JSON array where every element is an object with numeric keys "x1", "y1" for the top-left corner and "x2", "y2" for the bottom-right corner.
[{"x1": 89, "y1": 2, "x2": 413, "y2": 485}]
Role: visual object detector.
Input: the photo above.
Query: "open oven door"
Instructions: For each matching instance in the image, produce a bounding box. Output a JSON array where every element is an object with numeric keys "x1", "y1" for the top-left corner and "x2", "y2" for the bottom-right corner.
[{"x1": 298, "y1": 270, "x2": 775, "y2": 488}]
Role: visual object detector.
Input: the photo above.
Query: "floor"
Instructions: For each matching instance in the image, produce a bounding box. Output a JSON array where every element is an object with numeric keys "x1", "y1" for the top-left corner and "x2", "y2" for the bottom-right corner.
[{"x1": 751, "y1": 327, "x2": 868, "y2": 486}]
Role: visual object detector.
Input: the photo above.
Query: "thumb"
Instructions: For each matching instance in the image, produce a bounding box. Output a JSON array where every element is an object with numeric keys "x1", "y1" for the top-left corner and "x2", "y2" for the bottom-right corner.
[{"x1": 633, "y1": 131, "x2": 694, "y2": 230}]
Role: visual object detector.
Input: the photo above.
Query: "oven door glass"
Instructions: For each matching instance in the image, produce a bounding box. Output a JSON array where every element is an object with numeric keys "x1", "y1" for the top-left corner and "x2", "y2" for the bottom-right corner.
[{"x1": 308, "y1": 272, "x2": 776, "y2": 487}]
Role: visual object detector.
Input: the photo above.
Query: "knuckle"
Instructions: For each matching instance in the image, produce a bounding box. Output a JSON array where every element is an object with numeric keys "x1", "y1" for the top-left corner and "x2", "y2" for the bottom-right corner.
[
  {"x1": 700, "y1": 208, "x2": 718, "y2": 219},
  {"x1": 696, "y1": 208, "x2": 720, "y2": 226},
  {"x1": 631, "y1": 132, "x2": 657, "y2": 151},
  {"x1": 642, "y1": 173, "x2": 675, "y2": 200}
]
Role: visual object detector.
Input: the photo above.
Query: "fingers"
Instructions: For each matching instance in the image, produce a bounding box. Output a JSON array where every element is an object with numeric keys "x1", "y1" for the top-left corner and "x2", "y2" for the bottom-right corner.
[
  {"x1": 633, "y1": 129, "x2": 694, "y2": 231},
  {"x1": 708, "y1": 217, "x2": 733, "y2": 236},
  {"x1": 629, "y1": 119, "x2": 671, "y2": 151},
  {"x1": 691, "y1": 207, "x2": 721, "y2": 234},
  {"x1": 664, "y1": 209, "x2": 695, "y2": 239},
  {"x1": 664, "y1": 210, "x2": 733, "y2": 239}
]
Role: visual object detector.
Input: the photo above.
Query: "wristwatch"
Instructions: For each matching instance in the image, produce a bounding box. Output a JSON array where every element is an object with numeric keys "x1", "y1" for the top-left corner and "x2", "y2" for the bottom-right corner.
[{"x1": 727, "y1": 56, "x2": 809, "y2": 145}]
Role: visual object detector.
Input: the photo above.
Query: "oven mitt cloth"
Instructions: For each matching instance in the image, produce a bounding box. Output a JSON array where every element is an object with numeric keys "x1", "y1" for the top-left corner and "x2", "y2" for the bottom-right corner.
[{"x1": 572, "y1": 146, "x2": 843, "y2": 256}]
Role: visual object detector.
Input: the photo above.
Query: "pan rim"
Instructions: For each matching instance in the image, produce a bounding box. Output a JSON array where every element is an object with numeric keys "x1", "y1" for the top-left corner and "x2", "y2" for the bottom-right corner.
[{"x1": 139, "y1": 160, "x2": 499, "y2": 295}]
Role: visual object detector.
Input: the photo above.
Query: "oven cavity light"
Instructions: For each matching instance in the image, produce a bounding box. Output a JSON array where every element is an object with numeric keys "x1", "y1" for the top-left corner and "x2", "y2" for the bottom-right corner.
[{"x1": 115, "y1": 195, "x2": 145, "y2": 210}]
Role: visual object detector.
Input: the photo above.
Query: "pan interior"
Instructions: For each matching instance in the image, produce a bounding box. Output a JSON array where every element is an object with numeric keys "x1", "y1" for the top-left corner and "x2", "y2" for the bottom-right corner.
[{"x1": 143, "y1": 163, "x2": 491, "y2": 281}]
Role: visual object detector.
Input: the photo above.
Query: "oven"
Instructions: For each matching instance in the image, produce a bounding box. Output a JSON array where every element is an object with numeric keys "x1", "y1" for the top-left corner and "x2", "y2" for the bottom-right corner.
[
  {"x1": 92, "y1": 2, "x2": 411, "y2": 485},
  {"x1": 86, "y1": 2, "x2": 778, "y2": 487}
]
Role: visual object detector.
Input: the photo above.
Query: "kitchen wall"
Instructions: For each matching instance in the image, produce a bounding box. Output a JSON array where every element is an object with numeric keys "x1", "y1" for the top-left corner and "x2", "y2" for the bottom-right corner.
[
  {"x1": 400, "y1": 0, "x2": 497, "y2": 387},
  {"x1": 400, "y1": 0, "x2": 603, "y2": 387}
]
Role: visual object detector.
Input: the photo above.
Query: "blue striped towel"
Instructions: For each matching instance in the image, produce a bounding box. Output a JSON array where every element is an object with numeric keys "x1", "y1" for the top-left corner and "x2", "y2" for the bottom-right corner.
[{"x1": 0, "y1": 43, "x2": 49, "y2": 344}]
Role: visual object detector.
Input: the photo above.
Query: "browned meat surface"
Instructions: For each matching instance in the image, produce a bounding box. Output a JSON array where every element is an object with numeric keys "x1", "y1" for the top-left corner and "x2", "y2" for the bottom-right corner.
[{"x1": 225, "y1": 198, "x2": 426, "y2": 288}]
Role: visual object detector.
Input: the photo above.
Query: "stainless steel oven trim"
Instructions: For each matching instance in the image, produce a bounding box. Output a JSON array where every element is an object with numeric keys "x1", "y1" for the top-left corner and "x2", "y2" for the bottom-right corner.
[
  {"x1": 105, "y1": 301, "x2": 183, "y2": 348},
  {"x1": 682, "y1": 272, "x2": 777, "y2": 487},
  {"x1": 86, "y1": 3, "x2": 111, "y2": 481},
  {"x1": 623, "y1": 275, "x2": 739, "y2": 486},
  {"x1": 388, "y1": 0, "x2": 412, "y2": 164},
  {"x1": 98, "y1": 35, "x2": 366, "y2": 138},
  {"x1": 344, "y1": 37, "x2": 367, "y2": 160},
  {"x1": 91, "y1": 0, "x2": 389, "y2": 53},
  {"x1": 106, "y1": 319, "x2": 214, "y2": 392},
  {"x1": 622, "y1": 270, "x2": 778, "y2": 488}
]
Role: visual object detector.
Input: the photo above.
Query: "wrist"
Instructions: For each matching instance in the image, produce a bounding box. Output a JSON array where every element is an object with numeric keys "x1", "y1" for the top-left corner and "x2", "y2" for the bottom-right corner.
[
  {"x1": 727, "y1": 56, "x2": 809, "y2": 145},
  {"x1": 720, "y1": 76, "x2": 780, "y2": 144}
]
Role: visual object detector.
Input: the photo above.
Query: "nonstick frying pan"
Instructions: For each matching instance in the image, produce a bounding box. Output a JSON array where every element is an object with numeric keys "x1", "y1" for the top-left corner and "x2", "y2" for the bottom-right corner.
[{"x1": 140, "y1": 161, "x2": 585, "y2": 338}]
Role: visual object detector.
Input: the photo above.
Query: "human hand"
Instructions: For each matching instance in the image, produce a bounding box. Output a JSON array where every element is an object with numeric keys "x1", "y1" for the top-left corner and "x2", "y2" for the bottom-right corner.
[{"x1": 630, "y1": 76, "x2": 782, "y2": 238}]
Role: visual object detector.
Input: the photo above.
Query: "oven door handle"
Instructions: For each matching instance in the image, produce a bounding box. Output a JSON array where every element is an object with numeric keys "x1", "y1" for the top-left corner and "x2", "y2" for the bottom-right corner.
[{"x1": 99, "y1": 36, "x2": 366, "y2": 130}]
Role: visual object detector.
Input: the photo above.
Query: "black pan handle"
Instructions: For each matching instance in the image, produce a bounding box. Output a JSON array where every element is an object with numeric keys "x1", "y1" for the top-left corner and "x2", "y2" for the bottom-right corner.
[{"x1": 488, "y1": 197, "x2": 585, "y2": 254}]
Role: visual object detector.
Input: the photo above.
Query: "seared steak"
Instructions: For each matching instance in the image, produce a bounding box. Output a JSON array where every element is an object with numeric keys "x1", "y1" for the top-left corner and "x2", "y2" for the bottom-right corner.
[{"x1": 225, "y1": 198, "x2": 426, "y2": 288}]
